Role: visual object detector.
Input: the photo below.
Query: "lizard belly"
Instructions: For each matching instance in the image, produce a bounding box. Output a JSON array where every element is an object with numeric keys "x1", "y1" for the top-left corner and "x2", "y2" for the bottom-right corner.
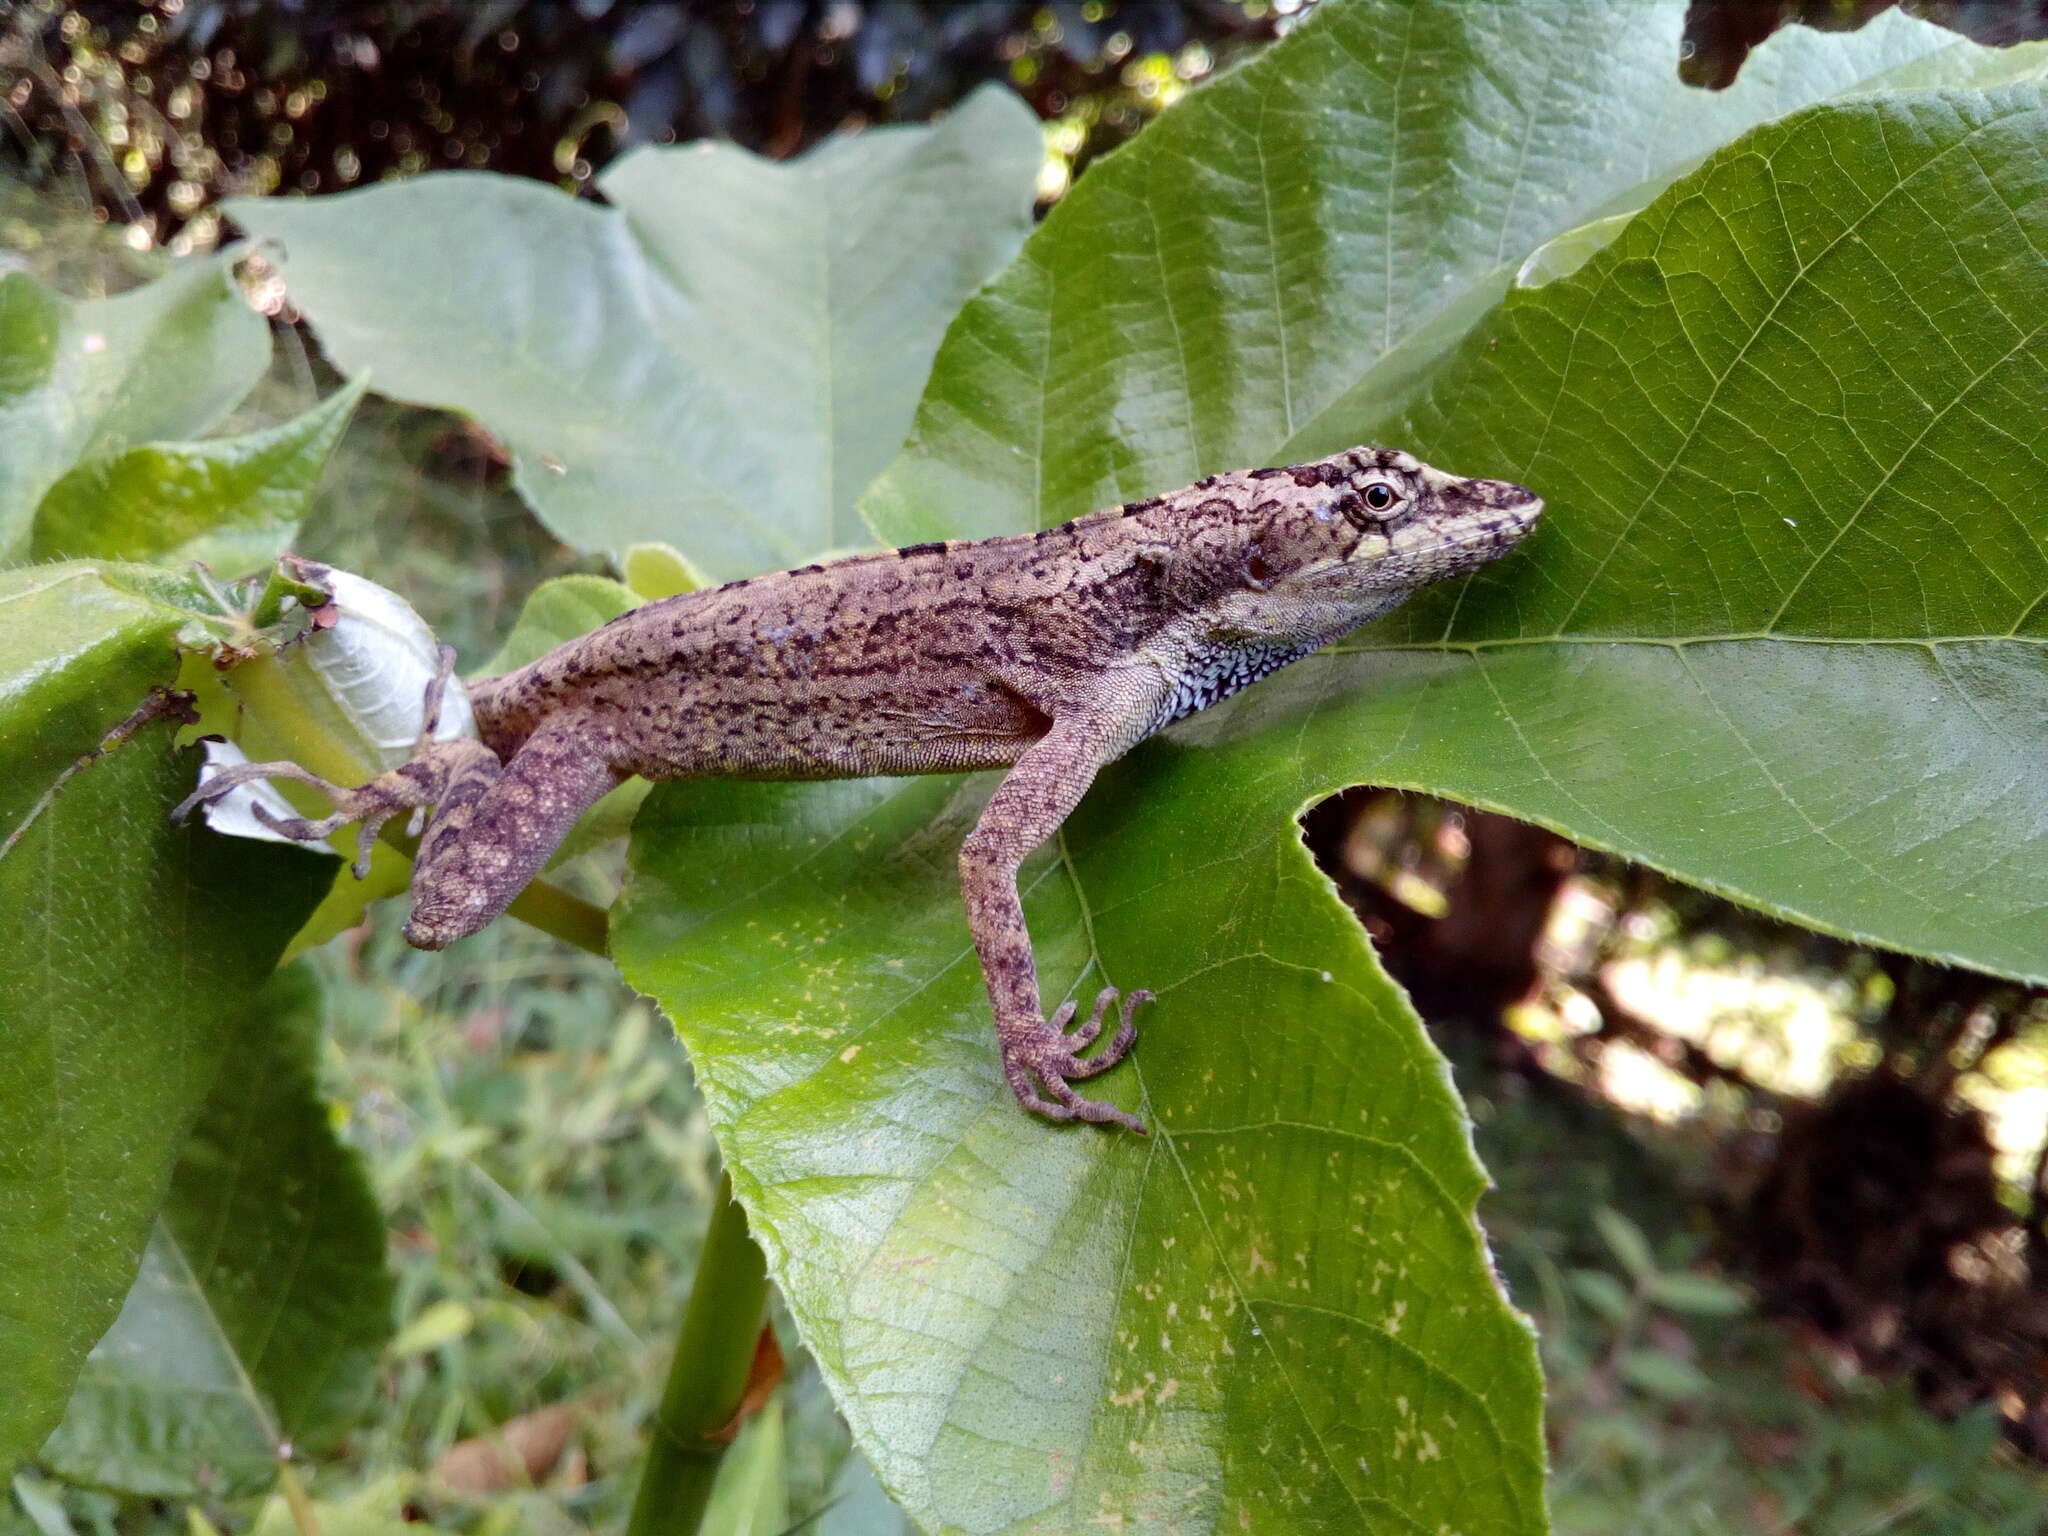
[{"x1": 611, "y1": 677, "x2": 1045, "y2": 782}]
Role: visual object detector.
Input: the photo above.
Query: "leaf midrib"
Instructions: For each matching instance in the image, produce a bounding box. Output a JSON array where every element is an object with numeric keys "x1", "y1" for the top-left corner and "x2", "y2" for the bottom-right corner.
[
  {"x1": 153, "y1": 1219, "x2": 284, "y2": 1453},
  {"x1": 1325, "y1": 630, "x2": 2048, "y2": 652},
  {"x1": 1044, "y1": 827, "x2": 1530, "y2": 1532}
]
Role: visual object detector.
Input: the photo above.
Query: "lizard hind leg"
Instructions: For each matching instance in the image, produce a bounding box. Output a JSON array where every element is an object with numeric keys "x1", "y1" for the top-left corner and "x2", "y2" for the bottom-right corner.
[
  {"x1": 171, "y1": 646, "x2": 495, "y2": 880},
  {"x1": 1048, "y1": 985, "x2": 1152, "y2": 1079},
  {"x1": 172, "y1": 739, "x2": 504, "y2": 879}
]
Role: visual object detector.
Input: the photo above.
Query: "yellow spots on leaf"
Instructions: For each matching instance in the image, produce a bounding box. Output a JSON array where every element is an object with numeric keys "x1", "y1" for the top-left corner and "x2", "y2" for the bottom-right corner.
[{"x1": 839, "y1": 1044, "x2": 860, "y2": 1063}]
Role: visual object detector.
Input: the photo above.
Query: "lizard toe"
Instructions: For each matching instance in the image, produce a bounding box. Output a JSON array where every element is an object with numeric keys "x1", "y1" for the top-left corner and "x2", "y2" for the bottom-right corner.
[
  {"x1": 1059, "y1": 987, "x2": 1151, "y2": 1079},
  {"x1": 999, "y1": 1013, "x2": 1147, "y2": 1132}
]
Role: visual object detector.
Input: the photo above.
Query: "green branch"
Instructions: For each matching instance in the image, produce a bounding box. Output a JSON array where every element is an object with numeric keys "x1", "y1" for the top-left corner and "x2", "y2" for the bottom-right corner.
[{"x1": 626, "y1": 1172, "x2": 773, "y2": 1536}]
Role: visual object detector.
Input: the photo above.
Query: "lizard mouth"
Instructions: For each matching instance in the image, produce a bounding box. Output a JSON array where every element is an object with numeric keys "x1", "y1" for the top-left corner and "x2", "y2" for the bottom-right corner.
[
  {"x1": 1468, "y1": 477, "x2": 1542, "y2": 514},
  {"x1": 1405, "y1": 481, "x2": 1544, "y2": 577}
]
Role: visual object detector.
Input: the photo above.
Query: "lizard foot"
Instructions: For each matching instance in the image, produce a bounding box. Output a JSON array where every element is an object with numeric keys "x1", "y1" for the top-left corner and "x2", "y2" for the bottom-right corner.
[
  {"x1": 999, "y1": 986, "x2": 1153, "y2": 1133},
  {"x1": 172, "y1": 740, "x2": 500, "y2": 878},
  {"x1": 172, "y1": 646, "x2": 499, "y2": 878}
]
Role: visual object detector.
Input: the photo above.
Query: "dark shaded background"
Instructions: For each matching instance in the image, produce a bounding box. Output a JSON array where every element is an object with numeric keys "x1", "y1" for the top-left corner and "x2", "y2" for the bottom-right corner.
[{"x1": 12, "y1": 1, "x2": 2046, "y2": 245}]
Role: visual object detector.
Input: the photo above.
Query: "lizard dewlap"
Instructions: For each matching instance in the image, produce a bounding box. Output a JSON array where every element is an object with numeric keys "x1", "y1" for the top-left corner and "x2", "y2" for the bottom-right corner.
[{"x1": 178, "y1": 447, "x2": 1541, "y2": 1131}]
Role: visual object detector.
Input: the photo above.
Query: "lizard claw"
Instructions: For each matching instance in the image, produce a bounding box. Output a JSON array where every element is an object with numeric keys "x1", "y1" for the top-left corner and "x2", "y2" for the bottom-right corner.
[
  {"x1": 175, "y1": 731, "x2": 500, "y2": 882},
  {"x1": 171, "y1": 757, "x2": 346, "y2": 827},
  {"x1": 999, "y1": 987, "x2": 1153, "y2": 1133},
  {"x1": 180, "y1": 758, "x2": 410, "y2": 881}
]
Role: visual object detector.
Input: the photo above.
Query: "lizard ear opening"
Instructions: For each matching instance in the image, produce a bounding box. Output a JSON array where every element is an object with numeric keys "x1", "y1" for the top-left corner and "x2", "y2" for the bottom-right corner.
[{"x1": 1245, "y1": 544, "x2": 1273, "y2": 589}]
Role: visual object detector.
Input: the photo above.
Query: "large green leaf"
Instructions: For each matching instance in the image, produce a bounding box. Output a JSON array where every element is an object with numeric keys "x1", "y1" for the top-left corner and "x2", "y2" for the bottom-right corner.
[
  {"x1": 616, "y1": 767, "x2": 1546, "y2": 1535},
  {"x1": 480, "y1": 572, "x2": 638, "y2": 675},
  {"x1": 0, "y1": 564, "x2": 195, "y2": 841},
  {"x1": 861, "y1": 4, "x2": 2023, "y2": 545},
  {"x1": 0, "y1": 557, "x2": 334, "y2": 866},
  {"x1": 0, "y1": 256, "x2": 269, "y2": 563},
  {"x1": 38, "y1": 963, "x2": 392, "y2": 1497},
  {"x1": 224, "y1": 84, "x2": 1043, "y2": 578},
  {"x1": 0, "y1": 563, "x2": 331, "y2": 1468},
  {"x1": 605, "y1": 13, "x2": 2048, "y2": 1536},
  {"x1": 1287, "y1": 83, "x2": 2048, "y2": 984},
  {"x1": 30, "y1": 376, "x2": 367, "y2": 574}
]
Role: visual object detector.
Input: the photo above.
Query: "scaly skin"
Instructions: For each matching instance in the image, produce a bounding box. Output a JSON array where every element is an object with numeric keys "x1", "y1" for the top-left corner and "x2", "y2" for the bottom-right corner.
[{"x1": 179, "y1": 446, "x2": 1542, "y2": 1130}]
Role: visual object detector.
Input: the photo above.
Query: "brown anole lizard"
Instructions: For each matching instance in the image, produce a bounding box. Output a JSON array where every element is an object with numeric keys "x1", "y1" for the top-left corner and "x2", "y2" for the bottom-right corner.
[{"x1": 177, "y1": 446, "x2": 1541, "y2": 1131}]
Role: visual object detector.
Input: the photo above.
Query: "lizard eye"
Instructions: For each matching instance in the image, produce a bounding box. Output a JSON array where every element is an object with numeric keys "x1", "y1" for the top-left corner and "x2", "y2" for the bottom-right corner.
[{"x1": 1362, "y1": 482, "x2": 1401, "y2": 512}]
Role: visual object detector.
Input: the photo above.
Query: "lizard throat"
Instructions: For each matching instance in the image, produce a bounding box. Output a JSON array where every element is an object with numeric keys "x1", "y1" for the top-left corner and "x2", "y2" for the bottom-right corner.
[{"x1": 1148, "y1": 636, "x2": 1320, "y2": 734}]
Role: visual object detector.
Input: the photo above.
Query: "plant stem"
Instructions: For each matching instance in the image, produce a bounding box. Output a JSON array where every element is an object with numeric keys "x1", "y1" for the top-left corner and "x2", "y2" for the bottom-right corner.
[
  {"x1": 504, "y1": 875, "x2": 611, "y2": 956},
  {"x1": 626, "y1": 1171, "x2": 771, "y2": 1536},
  {"x1": 274, "y1": 1463, "x2": 322, "y2": 1536}
]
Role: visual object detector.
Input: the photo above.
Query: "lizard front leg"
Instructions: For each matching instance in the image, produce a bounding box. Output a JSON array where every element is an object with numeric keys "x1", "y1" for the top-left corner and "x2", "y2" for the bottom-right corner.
[
  {"x1": 403, "y1": 716, "x2": 623, "y2": 948},
  {"x1": 959, "y1": 701, "x2": 1159, "y2": 1132}
]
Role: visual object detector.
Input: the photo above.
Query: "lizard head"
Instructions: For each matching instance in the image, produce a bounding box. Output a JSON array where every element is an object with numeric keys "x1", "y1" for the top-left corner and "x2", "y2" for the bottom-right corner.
[
  {"x1": 1190, "y1": 446, "x2": 1543, "y2": 639},
  {"x1": 1278, "y1": 445, "x2": 1541, "y2": 584}
]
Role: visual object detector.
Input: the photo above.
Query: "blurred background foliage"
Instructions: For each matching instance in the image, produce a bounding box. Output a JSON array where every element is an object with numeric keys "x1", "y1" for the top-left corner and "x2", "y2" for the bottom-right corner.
[
  {"x1": 0, "y1": 0, "x2": 1282, "y2": 259},
  {"x1": 4, "y1": 1, "x2": 2047, "y2": 1532}
]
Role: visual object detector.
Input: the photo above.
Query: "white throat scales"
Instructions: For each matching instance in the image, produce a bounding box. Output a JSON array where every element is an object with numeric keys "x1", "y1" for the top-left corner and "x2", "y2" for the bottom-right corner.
[{"x1": 1148, "y1": 635, "x2": 1320, "y2": 734}]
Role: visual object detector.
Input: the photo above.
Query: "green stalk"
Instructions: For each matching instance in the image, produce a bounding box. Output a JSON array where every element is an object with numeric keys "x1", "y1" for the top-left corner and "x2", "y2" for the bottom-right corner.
[
  {"x1": 627, "y1": 1172, "x2": 772, "y2": 1536},
  {"x1": 503, "y1": 876, "x2": 611, "y2": 956}
]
